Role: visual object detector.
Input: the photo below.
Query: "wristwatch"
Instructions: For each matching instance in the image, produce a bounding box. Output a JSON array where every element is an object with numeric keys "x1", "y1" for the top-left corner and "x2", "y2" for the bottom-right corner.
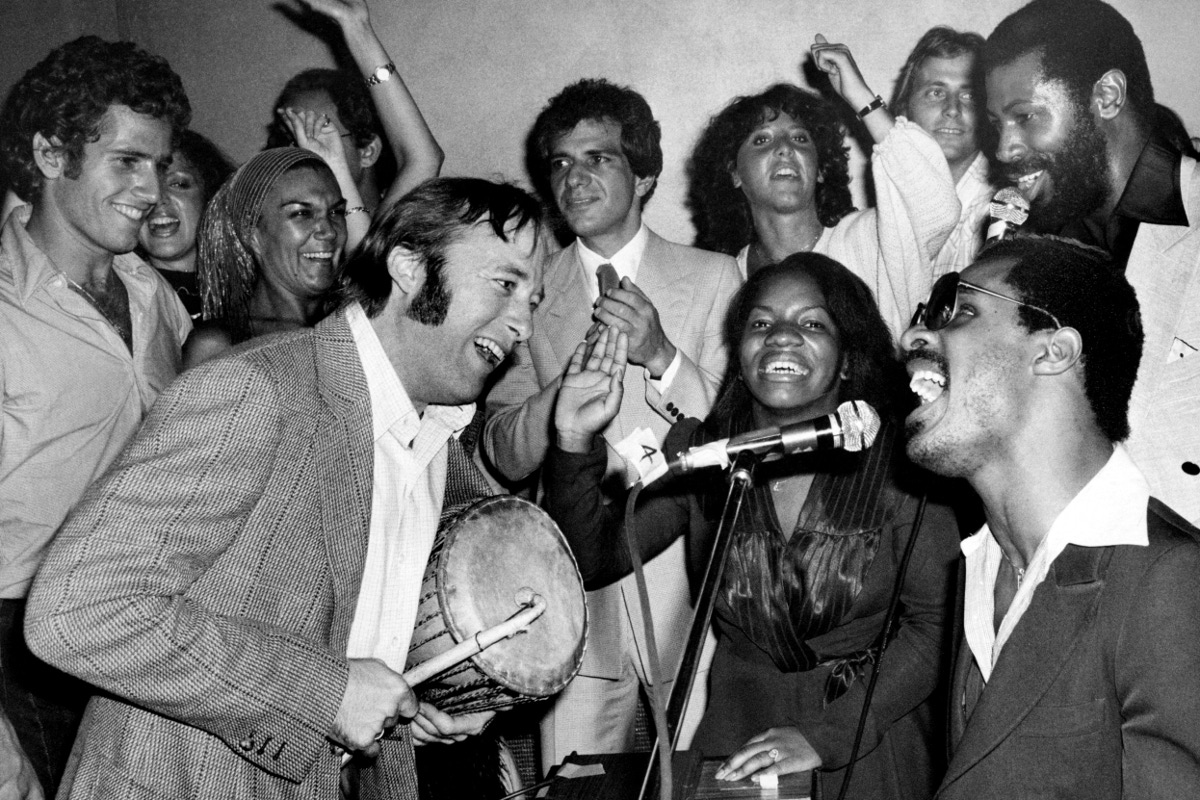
[{"x1": 366, "y1": 62, "x2": 396, "y2": 86}]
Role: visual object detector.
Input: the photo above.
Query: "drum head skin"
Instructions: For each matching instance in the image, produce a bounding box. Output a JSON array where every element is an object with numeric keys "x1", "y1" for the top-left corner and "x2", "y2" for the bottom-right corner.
[{"x1": 438, "y1": 496, "x2": 587, "y2": 697}]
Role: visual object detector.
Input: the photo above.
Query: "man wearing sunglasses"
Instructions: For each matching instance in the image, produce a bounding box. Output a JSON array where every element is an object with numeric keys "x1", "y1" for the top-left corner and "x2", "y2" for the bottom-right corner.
[
  {"x1": 902, "y1": 234, "x2": 1200, "y2": 799},
  {"x1": 983, "y1": 0, "x2": 1200, "y2": 524}
]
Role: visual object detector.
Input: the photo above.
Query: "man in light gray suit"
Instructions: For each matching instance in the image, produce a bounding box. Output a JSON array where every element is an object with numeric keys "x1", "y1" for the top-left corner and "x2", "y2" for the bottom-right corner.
[
  {"x1": 482, "y1": 78, "x2": 741, "y2": 770},
  {"x1": 25, "y1": 178, "x2": 546, "y2": 800}
]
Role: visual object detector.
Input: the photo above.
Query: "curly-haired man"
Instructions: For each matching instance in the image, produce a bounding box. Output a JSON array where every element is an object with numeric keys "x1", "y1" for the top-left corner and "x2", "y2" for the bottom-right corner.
[{"x1": 0, "y1": 36, "x2": 192, "y2": 797}]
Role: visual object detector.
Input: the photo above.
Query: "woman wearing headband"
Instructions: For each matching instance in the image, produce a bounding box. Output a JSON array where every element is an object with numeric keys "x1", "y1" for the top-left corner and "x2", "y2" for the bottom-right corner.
[{"x1": 184, "y1": 147, "x2": 346, "y2": 368}]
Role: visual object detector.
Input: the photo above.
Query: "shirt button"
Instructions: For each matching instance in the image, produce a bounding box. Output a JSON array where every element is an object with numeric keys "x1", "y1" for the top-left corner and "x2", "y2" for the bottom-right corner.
[
  {"x1": 239, "y1": 739, "x2": 254, "y2": 752},
  {"x1": 1183, "y1": 462, "x2": 1199, "y2": 476}
]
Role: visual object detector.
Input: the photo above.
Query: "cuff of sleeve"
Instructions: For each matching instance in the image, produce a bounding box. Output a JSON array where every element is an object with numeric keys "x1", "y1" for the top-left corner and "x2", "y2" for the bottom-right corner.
[{"x1": 646, "y1": 349, "x2": 683, "y2": 392}]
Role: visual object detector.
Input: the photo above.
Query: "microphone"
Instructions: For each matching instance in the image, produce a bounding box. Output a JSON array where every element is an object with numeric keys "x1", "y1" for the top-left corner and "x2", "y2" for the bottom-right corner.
[
  {"x1": 667, "y1": 400, "x2": 881, "y2": 476},
  {"x1": 984, "y1": 186, "x2": 1030, "y2": 245}
]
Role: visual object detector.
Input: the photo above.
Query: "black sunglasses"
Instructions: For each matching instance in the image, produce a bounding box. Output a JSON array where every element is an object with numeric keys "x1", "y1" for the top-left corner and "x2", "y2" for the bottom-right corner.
[{"x1": 910, "y1": 271, "x2": 1062, "y2": 331}]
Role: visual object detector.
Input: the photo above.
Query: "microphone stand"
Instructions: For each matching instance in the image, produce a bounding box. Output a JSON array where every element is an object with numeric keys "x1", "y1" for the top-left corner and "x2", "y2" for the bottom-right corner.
[{"x1": 637, "y1": 450, "x2": 759, "y2": 800}]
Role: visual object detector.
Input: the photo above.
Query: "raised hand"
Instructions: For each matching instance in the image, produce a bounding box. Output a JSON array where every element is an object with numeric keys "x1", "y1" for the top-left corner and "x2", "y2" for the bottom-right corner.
[
  {"x1": 810, "y1": 34, "x2": 875, "y2": 112},
  {"x1": 555, "y1": 327, "x2": 628, "y2": 453},
  {"x1": 329, "y1": 658, "x2": 419, "y2": 759},
  {"x1": 592, "y1": 278, "x2": 676, "y2": 377},
  {"x1": 277, "y1": 107, "x2": 350, "y2": 173},
  {"x1": 713, "y1": 725, "x2": 822, "y2": 783},
  {"x1": 409, "y1": 702, "x2": 496, "y2": 746}
]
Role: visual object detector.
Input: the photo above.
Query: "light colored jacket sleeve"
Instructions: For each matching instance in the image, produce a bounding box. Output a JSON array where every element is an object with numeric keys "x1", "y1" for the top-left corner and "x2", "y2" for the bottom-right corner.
[
  {"x1": 481, "y1": 339, "x2": 560, "y2": 483},
  {"x1": 824, "y1": 117, "x2": 960, "y2": 337},
  {"x1": 644, "y1": 253, "x2": 742, "y2": 422}
]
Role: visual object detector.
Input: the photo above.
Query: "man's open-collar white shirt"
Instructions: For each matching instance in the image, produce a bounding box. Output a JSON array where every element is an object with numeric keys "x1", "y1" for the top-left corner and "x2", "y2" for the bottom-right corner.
[
  {"x1": 343, "y1": 301, "x2": 475, "y2": 670},
  {"x1": 962, "y1": 445, "x2": 1149, "y2": 682},
  {"x1": 574, "y1": 223, "x2": 680, "y2": 388}
]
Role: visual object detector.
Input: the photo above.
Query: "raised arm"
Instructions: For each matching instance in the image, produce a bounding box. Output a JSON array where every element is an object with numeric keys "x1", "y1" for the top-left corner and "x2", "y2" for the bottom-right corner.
[
  {"x1": 811, "y1": 34, "x2": 893, "y2": 144},
  {"x1": 544, "y1": 329, "x2": 692, "y2": 586},
  {"x1": 279, "y1": 106, "x2": 370, "y2": 250},
  {"x1": 299, "y1": 0, "x2": 443, "y2": 205}
]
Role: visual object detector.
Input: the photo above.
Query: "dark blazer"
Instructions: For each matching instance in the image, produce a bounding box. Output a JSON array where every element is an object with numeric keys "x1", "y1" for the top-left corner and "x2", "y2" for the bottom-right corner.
[
  {"x1": 938, "y1": 499, "x2": 1200, "y2": 799},
  {"x1": 25, "y1": 311, "x2": 421, "y2": 800}
]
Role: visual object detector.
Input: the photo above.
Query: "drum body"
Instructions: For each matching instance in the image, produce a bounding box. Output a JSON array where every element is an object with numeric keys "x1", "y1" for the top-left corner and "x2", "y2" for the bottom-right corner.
[{"x1": 406, "y1": 496, "x2": 588, "y2": 714}]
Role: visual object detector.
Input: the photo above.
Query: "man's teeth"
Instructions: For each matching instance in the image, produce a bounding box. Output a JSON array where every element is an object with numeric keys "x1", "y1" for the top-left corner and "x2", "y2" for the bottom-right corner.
[
  {"x1": 1017, "y1": 170, "x2": 1044, "y2": 189},
  {"x1": 909, "y1": 369, "x2": 946, "y2": 405},
  {"x1": 774, "y1": 167, "x2": 798, "y2": 178},
  {"x1": 475, "y1": 337, "x2": 505, "y2": 365},
  {"x1": 764, "y1": 360, "x2": 807, "y2": 375},
  {"x1": 302, "y1": 252, "x2": 334, "y2": 262},
  {"x1": 113, "y1": 203, "x2": 148, "y2": 222}
]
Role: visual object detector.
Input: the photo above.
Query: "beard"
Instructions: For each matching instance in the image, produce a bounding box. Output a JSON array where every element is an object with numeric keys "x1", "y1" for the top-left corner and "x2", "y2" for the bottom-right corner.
[{"x1": 1006, "y1": 110, "x2": 1113, "y2": 234}]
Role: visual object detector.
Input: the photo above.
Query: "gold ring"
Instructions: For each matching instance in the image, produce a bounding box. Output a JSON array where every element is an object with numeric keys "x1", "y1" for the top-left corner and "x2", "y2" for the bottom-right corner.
[{"x1": 767, "y1": 747, "x2": 780, "y2": 762}]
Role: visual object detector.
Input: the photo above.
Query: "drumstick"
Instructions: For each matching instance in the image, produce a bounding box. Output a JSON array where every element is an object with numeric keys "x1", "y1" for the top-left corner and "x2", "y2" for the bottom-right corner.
[{"x1": 402, "y1": 592, "x2": 547, "y2": 687}]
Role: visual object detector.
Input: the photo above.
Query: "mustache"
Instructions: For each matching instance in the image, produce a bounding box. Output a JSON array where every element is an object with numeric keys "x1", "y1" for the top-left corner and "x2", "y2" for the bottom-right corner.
[
  {"x1": 904, "y1": 347, "x2": 950, "y2": 375},
  {"x1": 1000, "y1": 153, "x2": 1055, "y2": 185}
]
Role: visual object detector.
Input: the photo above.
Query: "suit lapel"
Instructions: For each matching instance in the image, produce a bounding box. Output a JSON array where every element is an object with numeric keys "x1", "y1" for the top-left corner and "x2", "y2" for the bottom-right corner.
[
  {"x1": 542, "y1": 244, "x2": 596, "y2": 372},
  {"x1": 941, "y1": 546, "x2": 1110, "y2": 790},
  {"x1": 312, "y1": 311, "x2": 375, "y2": 651}
]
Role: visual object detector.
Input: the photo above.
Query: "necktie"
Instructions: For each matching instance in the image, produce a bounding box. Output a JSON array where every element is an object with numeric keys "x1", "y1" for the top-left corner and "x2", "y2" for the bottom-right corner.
[{"x1": 596, "y1": 262, "x2": 619, "y2": 298}]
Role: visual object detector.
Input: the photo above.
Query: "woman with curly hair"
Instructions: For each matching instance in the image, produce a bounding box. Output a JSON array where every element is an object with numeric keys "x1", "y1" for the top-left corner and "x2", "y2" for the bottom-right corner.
[
  {"x1": 183, "y1": 147, "x2": 346, "y2": 368},
  {"x1": 137, "y1": 130, "x2": 235, "y2": 318},
  {"x1": 689, "y1": 35, "x2": 961, "y2": 337},
  {"x1": 545, "y1": 254, "x2": 958, "y2": 799}
]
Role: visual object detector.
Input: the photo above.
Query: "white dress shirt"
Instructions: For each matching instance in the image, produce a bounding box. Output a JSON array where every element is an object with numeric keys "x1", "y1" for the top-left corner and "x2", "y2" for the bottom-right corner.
[
  {"x1": 577, "y1": 224, "x2": 682, "y2": 388},
  {"x1": 343, "y1": 302, "x2": 475, "y2": 671},
  {"x1": 961, "y1": 445, "x2": 1150, "y2": 682}
]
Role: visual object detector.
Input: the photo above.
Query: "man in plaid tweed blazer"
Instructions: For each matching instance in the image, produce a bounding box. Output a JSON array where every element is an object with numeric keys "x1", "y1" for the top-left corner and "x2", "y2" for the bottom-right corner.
[{"x1": 23, "y1": 178, "x2": 546, "y2": 800}]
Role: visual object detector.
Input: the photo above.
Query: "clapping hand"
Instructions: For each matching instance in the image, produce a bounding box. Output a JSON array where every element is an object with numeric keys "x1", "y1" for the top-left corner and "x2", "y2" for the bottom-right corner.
[{"x1": 555, "y1": 327, "x2": 628, "y2": 453}]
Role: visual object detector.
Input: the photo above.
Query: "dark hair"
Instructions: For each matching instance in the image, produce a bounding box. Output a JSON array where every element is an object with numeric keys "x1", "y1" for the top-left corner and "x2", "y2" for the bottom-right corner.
[
  {"x1": 175, "y1": 129, "x2": 235, "y2": 205},
  {"x1": 266, "y1": 68, "x2": 380, "y2": 150},
  {"x1": 709, "y1": 253, "x2": 903, "y2": 427},
  {"x1": 335, "y1": 177, "x2": 544, "y2": 319},
  {"x1": 531, "y1": 78, "x2": 663, "y2": 204},
  {"x1": 983, "y1": 0, "x2": 1155, "y2": 128},
  {"x1": 983, "y1": 234, "x2": 1143, "y2": 442},
  {"x1": 687, "y1": 84, "x2": 854, "y2": 256},
  {"x1": 891, "y1": 26, "x2": 985, "y2": 115},
  {"x1": 0, "y1": 35, "x2": 190, "y2": 201}
]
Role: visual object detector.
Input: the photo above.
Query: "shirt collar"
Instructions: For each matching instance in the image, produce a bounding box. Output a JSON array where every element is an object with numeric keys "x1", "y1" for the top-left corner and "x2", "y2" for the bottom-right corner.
[
  {"x1": 344, "y1": 302, "x2": 475, "y2": 446},
  {"x1": 1113, "y1": 136, "x2": 1189, "y2": 226},
  {"x1": 961, "y1": 444, "x2": 1149, "y2": 559},
  {"x1": 576, "y1": 223, "x2": 649, "y2": 288},
  {"x1": 2, "y1": 203, "x2": 150, "y2": 307}
]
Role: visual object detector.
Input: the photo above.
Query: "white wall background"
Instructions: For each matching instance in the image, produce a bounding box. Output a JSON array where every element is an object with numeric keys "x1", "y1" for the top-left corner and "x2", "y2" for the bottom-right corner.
[{"x1": 3, "y1": 0, "x2": 1197, "y2": 245}]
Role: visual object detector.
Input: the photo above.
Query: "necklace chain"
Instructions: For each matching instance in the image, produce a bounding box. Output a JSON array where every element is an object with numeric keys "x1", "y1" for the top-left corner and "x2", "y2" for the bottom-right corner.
[
  {"x1": 1001, "y1": 549, "x2": 1026, "y2": 586},
  {"x1": 754, "y1": 227, "x2": 823, "y2": 265}
]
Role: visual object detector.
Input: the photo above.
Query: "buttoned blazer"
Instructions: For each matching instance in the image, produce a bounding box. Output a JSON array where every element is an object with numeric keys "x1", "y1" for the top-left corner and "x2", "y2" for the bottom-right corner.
[
  {"x1": 937, "y1": 500, "x2": 1200, "y2": 799},
  {"x1": 25, "y1": 311, "x2": 419, "y2": 800},
  {"x1": 1123, "y1": 155, "x2": 1200, "y2": 524},
  {"x1": 483, "y1": 229, "x2": 741, "y2": 679}
]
